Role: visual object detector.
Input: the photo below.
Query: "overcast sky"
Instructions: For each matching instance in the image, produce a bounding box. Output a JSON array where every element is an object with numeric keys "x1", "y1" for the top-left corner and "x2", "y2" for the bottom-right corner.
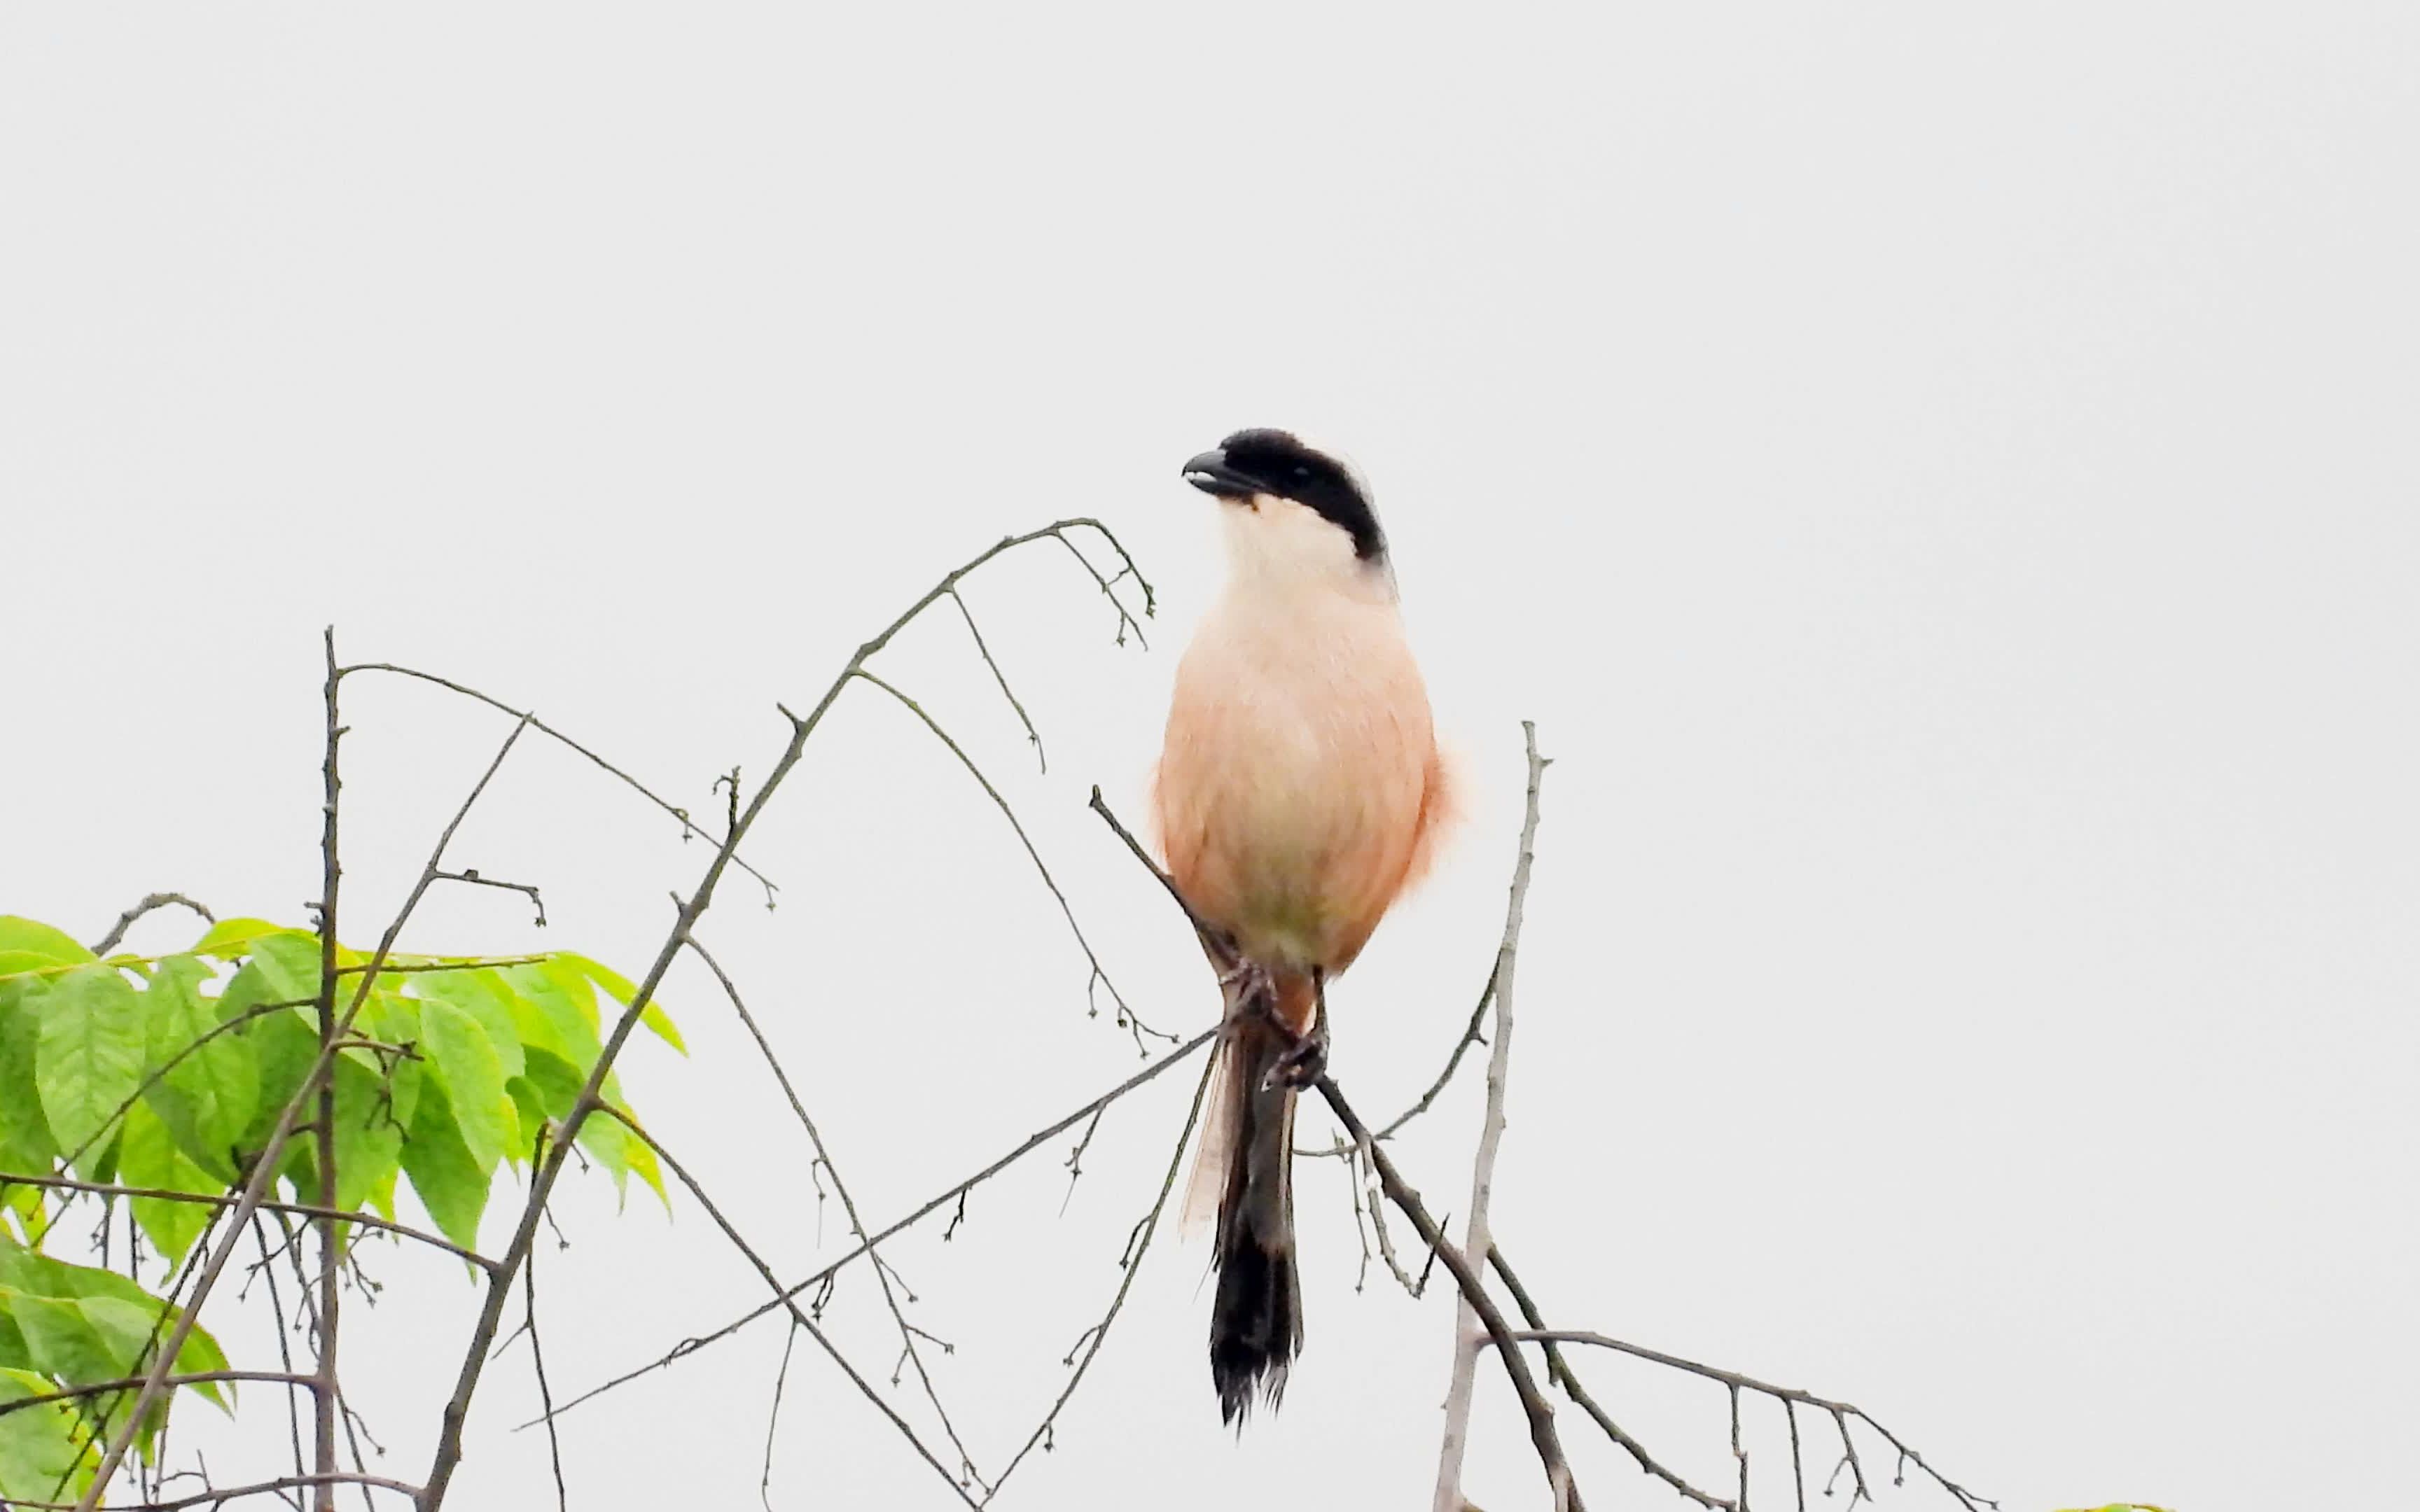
[{"x1": 4, "y1": 6, "x2": 2415, "y2": 1510}]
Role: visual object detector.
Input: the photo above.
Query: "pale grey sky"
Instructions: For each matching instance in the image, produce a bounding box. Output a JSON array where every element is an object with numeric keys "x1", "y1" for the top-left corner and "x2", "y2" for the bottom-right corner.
[{"x1": 4, "y1": 5, "x2": 2415, "y2": 1510}]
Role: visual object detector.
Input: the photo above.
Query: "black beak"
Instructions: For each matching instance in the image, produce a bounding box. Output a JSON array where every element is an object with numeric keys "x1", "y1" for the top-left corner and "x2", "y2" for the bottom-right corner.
[{"x1": 1182, "y1": 449, "x2": 1264, "y2": 500}]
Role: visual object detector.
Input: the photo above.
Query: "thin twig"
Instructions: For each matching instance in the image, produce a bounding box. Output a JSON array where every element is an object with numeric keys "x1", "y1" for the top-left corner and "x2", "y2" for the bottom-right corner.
[
  {"x1": 0, "y1": 1172, "x2": 494, "y2": 1270},
  {"x1": 1486, "y1": 1250, "x2": 1734, "y2": 1509},
  {"x1": 595, "y1": 1107, "x2": 981, "y2": 1508},
  {"x1": 523, "y1": 1206, "x2": 569, "y2": 1512},
  {"x1": 1089, "y1": 780, "x2": 1582, "y2": 1510},
  {"x1": 337, "y1": 662, "x2": 781, "y2": 903},
  {"x1": 1435, "y1": 722, "x2": 1550, "y2": 1512},
  {"x1": 760, "y1": 1322, "x2": 800, "y2": 1512},
  {"x1": 523, "y1": 1027, "x2": 1214, "y2": 1430},
  {"x1": 851, "y1": 669, "x2": 1171, "y2": 1052},
  {"x1": 978, "y1": 1048, "x2": 1218, "y2": 1504},
  {"x1": 0, "y1": 1371, "x2": 317, "y2": 1421},
  {"x1": 431, "y1": 869, "x2": 547, "y2": 928},
  {"x1": 5, "y1": 1473, "x2": 421, "y2": 1511},
  {"x1": 314, "y1": 626, "x2": 345, "y2": 1512},
  {"x1": 253, "y1": 1215, "x2": 311, "y2": 1492},
  {"x1": 421, "y1": 519, "x2": 1150, "y2": 1509},
  {"x1": 57, "y1": 997, "x2": 317, "y2": 1173},
  {"x1": 1316, "y1": 1075, "x2": 1584, "y2": 1512},
  {"x1": 75, "y1": 712, "x2": 536, "y2": 1511},
  {"x1": 947, "y1": 586, "x2": 1045, "y2": 774},
  {"x1": 685, "y1": 931, "x2": 989, "y2": 1494},
  {"x1": 1300, "y1": 960, "x2": 1496, "y2": 1158},
  {"x1": 90, "y1": 892, "x2": 217, "y2": 956}
]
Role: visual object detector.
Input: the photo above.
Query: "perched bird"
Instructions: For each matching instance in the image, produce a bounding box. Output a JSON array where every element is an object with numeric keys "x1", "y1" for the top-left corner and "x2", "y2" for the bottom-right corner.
[{"x1": 1153, "y1": 428, "x2": 1450, "y2": 1424}]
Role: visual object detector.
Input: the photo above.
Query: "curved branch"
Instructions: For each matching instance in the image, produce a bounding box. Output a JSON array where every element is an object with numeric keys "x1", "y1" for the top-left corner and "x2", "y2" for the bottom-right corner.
[
  {"x1": 522, "y1": 1026, "x2": 1214, "y2": 1431},
  {"x1": 90, "y1": 893, "x2": 216, "y2": 956},
  {"x1": 337, "y1": 662, "x2": 782, "y2": 903},
  {"x1": 851, "y1": 669, "x2": 1169, "y2": 1050},
  {"x1": 420, "y1": 517, "x2": 1153, "y2": 1509}
]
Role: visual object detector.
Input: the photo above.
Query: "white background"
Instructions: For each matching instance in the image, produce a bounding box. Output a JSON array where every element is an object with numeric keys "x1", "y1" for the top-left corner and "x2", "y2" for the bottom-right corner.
[{"x1": 4, "y1": 6, "x2": 2415, "y2": 1509}]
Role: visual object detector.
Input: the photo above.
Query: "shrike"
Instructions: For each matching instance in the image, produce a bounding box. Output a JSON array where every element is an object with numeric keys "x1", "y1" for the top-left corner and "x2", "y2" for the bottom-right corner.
[{"x1": 1153, "y1": 428, "x2": 1449, "y2": 1423}]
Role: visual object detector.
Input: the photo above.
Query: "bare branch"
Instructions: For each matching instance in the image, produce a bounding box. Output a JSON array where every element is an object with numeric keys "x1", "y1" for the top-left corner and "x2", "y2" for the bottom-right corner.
[
  {"x1": 979, "y1": 1046, "x2": 1219, "y2": 1503},
  {"x1": 0, "y1": 1371, "x2": 317, "y2": 1421},
  {"x1": 314, "y1": 626, "x2": 345, "y2": 1512},
  {"x1": 422, "y1": 518, "x2": 1150, "y2": 1509},
  {"x1": 337, "y1": 662, "x2": 782, "y2": 904},
  {"x1": 57, "y1": 997, "x2": 316, "y2": 1173},
  {"x1": 523, "y1": 1206, "x2": 569, "y2": 1512},
  {"x1": 852, "y1": 669, "x2": 1171, "y2": 1051},
  {"x1": 684, "y1": 930, "x2": 988, "y2": 1493},
  {"x1": 759, "y1": 1322, "x2": 801, "y2": 1512},
  {"x1": 1435, "y1": 722, "x2": 1550, "y2": 1511},
  {"x1": 5, "y1": 1473, "x2": 420, "y2": 1511},
  {"x1": 1301, "y1": 960, "x2": 1496, "y2": 1158},
  {"x1": 1487, "y1": 1249, "x2": 1734, "y2": 1509},
  {"x1": 594, "y1": 1108, "x2": 980, "y2": 1508},
  {"x1": 90, "y1": 892, "x2": 217, "y2": 956},
  {"x1": 525, "y1": 1026, "x2": 1214, "y2": 1431},
  {"x1": 0, "y1": 1173, "x2": 495, "y2": 1271},
  {"x1": 431, "y1": 869, "x2": 547, "y2": 928},
  {"x1": 1314, "y1": 1074, "x2": 1583, "y2": 1511},
  {"x1": 948, "y1": 586, "x2": 1045, "y2": 774},
  {"x1": 1088, "y1": 780, "x2": 1581, "y2": 1509},
  {"x1": 76, "y1": 710, "x2": 536, "y2": 1511}
]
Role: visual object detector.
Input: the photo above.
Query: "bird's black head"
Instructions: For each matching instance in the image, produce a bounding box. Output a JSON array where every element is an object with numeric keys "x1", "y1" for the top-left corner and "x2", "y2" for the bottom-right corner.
[{"x1": 1181, "y1": 428, "x2": 1385, "y2": 562}]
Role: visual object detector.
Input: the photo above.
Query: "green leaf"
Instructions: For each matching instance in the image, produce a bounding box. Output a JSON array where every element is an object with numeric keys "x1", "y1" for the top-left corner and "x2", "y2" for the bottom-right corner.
[
  {"x1": 492, "y1": 964, "x2": 599, "y2": 1067},
  {"x1": 621, "y1": 1130, "x2": 667, "y2": 1205},
  {"x1": 366, "y1": 1163, "x2": 398, "y2": 1224},
  {"x1": 0, "y1": 919, "x2": 94, "y2": 967},
  {"x1": 188, "y1": 918, "x2": 294, "y2": 960},
  {"x1": 419, "y1": 999, "x2": 516, "y2": 1172},
  {"x1": 0, "y1": 951, "x2": 60, "y2": 983},
  {"x1": 117, "y1": 1105, "x2": 214, "y2": 1268},
  {"x1": 359, "y1": 988, "x2": 420, "y2": 1051},
  {"x1": 0, "y1": 976, "x2": 60, "y2": 1172},
  {"x1": 1, "y1": 1290, "x2": 115, "y2": 1384},
  {"x1": 410, "y1": 971, "x2": 524, "y2": 1082},
  {"x1": 517, "y1": 1049, "x2": 583, "y2": 1119},
  {"x1": 244, "y1": 932, "x2": 323, "y2": 1005},
  {"x1": 74, "y1": 1293, "x2": 228, "y2": 1434},
  {"x1": 400, "y1": 1079, "x2": 489, "y2": 1252},
  {"x1": 0, "y1": 1365, "x2": 92, "y2": 1502},
  {"x1": 141, "y1": 955, "x2": 258, "y2": 1181},
  {"x1": 330, "y1": 1057, "x2": 405, "y2": 1213},
  {"x1": 35, "y1": 965, "x2": 145, "y2": 1170},
  {"x1": 557, "y1": 951, "x2": 686, "y2": 1054},
  {"x1": 218, "y1": 959, "x2": 320, "y2": 1159}
]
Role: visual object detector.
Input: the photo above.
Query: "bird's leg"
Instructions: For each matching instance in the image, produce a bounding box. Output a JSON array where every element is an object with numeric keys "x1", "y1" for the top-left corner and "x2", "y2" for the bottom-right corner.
[
  {"x1": 1216, "y1": 954, "x2": 1277, "y2": 1025},
  {"x1": 1272, "y1": 967, "x2": 1330, "y2": 1088}
]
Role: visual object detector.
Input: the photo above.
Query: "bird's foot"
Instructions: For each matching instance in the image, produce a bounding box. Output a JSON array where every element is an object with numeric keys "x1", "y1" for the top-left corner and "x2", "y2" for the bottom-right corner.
[
  {"x1": 1268, "y1": 1018, "x2": 1329, "y2": 1089},
  {"x1": 1217, "y1": 956, "x2": 1277, "y2": 1014}
]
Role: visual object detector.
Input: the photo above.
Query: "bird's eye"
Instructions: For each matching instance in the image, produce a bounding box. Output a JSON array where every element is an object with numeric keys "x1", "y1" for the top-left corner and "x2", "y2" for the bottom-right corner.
[{"x1": 1294, "y1": 465, "x2": 1310, "y2": 476}]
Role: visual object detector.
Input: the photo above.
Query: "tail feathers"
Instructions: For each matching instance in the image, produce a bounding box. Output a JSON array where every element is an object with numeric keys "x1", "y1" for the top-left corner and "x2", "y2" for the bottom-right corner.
[{"x1": 1207, "y1": 1016, "x2": 1302, "y2": 1424}]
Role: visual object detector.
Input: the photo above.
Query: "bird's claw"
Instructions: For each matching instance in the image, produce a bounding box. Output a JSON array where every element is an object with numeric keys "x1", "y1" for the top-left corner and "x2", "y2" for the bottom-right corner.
[
  {"x1": 1267, "y1": 1023, "x2": 1328, "y2": 1089},
  {"x1": 1218, "y1": 956, "x2": 1277, "y2": 1011}
]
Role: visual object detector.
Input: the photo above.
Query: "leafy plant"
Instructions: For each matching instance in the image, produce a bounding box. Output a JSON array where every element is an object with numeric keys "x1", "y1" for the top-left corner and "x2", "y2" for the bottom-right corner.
[{"x1": 0, "y1": 913, "x2": 676, "y2": 1501}]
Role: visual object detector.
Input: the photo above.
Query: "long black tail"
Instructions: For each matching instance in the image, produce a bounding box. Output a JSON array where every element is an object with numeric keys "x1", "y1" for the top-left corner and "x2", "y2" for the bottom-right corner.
[{"x1": 1209, "y1": 1015, "x2": 1301, "y2": 1424}]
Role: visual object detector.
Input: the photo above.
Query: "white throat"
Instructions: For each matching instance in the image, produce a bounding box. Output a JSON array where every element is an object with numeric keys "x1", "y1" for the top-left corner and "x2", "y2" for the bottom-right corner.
[{"x1": 1218, "y1": 495, "x2": 1395, "y2": 606}]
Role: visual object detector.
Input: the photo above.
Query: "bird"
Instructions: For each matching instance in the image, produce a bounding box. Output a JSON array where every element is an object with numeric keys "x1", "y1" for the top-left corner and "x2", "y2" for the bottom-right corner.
[{"x1": 1153, "y1": 427, "x2": 1450, "y2": 1424}]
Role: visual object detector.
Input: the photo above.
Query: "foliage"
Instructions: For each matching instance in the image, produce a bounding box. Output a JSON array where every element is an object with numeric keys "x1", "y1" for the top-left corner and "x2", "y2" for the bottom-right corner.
[{"x1": 0, "y1": 913, "x2": 677, "y2": 1502}]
